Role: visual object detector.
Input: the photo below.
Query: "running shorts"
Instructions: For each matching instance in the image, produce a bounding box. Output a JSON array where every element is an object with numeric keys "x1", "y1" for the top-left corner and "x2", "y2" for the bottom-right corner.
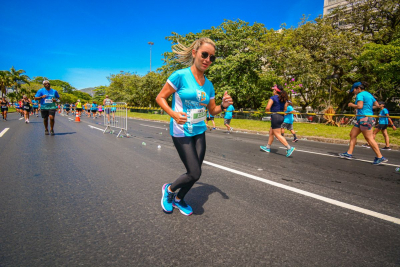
[
  {"x1": 281, "y1": 123, "x2": 293, "y2": 131},
  {"x1": 76, "y1": 108, "x2": 82, "y2": 111},
  {"x1": 65, "y1": 109, "x2": 70, "y2": 111},
  {"x1": 41, "y1": 109, "x2": 57, "y2": 118},
  {"x1": 206, "y1": 117, "x2": 214, "y2": 121},
  {"x1": 354, "y1": 117, "x2": 375, "y2": 131},
  {"x1": 1, "y1": 107, "x2": 8, "y2": 112},
  {"x1": 105, "y1": 108, "x2": 111, "y2": 114},
  {"x1": 224, "y1": 119, "x2": 231, "y2": 125},
  {"x1": 376, "y1": 124, "x2": 388, "y2": 130},
  {"x1": 271, "y1": 113, "x2": 284, "y2": 129}
]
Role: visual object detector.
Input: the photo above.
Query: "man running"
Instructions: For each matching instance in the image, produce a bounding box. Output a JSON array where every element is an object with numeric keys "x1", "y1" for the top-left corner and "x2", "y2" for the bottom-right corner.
[
  {"x1": 103, "y1": 95, "x2": 113, "y2": 124},
  {"x1": 90, "y1": 101, "x2": 98, "y2": 119},
  {"x1": 206, "y1": 109, "x2": 216, "y2": 131},
  {"x1": 1, "y1": 97, "x2": 9, "y2": 121},
  {"x1": 64, "y1": 102, "x2": 71, "y2": 115},
  {"x1": 223, "y1": 104, "x2": 235, "y2": 132},
  {"x1": 76, "y1": 99, "x2": 83, "y2": 117},
  {"x1": 34, "y1": 80, "x2": 60, "y2": 136},
  {"x1": 372, "y1": 102, "x2": 396, "y2": 150}
]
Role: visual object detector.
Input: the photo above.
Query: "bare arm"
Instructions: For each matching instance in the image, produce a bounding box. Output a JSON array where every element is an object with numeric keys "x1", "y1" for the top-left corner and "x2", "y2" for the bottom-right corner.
[
  {"x1": 265, "y1": 99, "x2": 273, "y2": 112},
  {"x1": 156, "y1": 83, "x2": 187, "y2": 124}
]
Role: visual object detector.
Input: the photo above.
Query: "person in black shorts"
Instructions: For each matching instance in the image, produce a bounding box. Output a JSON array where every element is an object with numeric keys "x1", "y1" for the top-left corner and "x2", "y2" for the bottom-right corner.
[
  {"x1": 34, "y1": 80, "x2": 61, "y2": 135},
  {"x1": 21, "y1": 95, "x2": 32, "y2": 123},
  {"x1": 1, "y1": 97, "x2": 9, "y2": 121},
  {"x1": 260, "y1": 85, "x2": 295, "y2": 157}
]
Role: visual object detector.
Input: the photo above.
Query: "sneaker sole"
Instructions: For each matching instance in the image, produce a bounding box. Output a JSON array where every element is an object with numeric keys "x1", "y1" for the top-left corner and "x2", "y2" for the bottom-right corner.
[
  {"x1": 173, "y1": 204, "x2": 193, "y2": 216},
  {"x1": 338, "y1": 154, "x2": 354, "y2": 160},
  {"x1": 161, "y1": 184, "x2": 173, "y2": 213}
]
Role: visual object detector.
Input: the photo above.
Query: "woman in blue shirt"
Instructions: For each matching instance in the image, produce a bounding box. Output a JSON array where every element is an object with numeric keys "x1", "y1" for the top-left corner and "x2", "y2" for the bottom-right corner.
[
  {"x1": 339, "y1": 82, "x2": 387, "y2": 165},
  {"x1": 372, "y1": 102, "x2": 396, "y2": 150},
  {"x1": 260, "y1": 85, "x2": 295, "y2": 157},
  {"x1": 156, "y1": 37, "x2": 233, "y2": 216}
]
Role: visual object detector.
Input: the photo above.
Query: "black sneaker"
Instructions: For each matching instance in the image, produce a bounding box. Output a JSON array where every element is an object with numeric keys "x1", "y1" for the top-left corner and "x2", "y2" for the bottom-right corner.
[
  {"x1": 45, "y1": 130, "x2": 49, "y2": 135},
  {"x1": 381, "y1": 147, "x2": 391, "y2": 150},
  {"x1": 50, "y1": 130, "x2": 55, "y2": 136},
  {"x1": 293, "y1": 139, "x2": 298, "y2": 142}
]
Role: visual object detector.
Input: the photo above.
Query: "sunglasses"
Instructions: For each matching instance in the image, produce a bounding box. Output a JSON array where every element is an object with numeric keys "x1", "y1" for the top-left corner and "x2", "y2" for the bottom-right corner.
[{"x1": 201, "y1": 51, "x2": 216, "y2": 62}]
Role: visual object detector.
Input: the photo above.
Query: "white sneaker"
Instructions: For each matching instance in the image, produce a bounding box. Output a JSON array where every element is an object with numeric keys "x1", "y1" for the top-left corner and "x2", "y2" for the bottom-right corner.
[{"x1": 230, "y1": 128, "x2": 233, "y2": 132}]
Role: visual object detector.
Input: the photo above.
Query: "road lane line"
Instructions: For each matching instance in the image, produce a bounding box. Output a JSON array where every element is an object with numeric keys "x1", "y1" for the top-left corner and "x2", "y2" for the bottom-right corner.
[
  {"x1": 19, "y1": 118, "x2": 23, "y2": 120},
  {"x1": 204, "y1": 160, "x2": 400, "y2": 225},
  {"x1": 140, "y1": 124, "x2": 166, "y2": 130},
  {"x1": 0, "y1": 128, "x2": 9, "y2": 137},
  {"x1": 279, "y1": 147, "x2": 400, "y2": 167},
  {"x1": 88, "y1": 125, "x2": 104, "y2": 131}
]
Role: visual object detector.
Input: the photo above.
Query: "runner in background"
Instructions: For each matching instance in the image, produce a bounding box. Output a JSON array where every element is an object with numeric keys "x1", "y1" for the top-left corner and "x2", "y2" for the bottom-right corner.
[
  {"x1": 371, "y1": 102, "x2": 396, "y2": 150},
  {"x1": 157, "y1": 37, "x2": 233, "y2": 216},
  {"x1": 34, "y1": 80, "x2": 60, "y2": 136},
  {"x1": 223, "y1": 104, "x2": 235, "y2": 132},
  {"x1": 71, "y1": 102, "x2": 76, "y2": 115},
  {"x1": 206, "y1": 109, "x2": 216, "y2": 131},
  {"x1": 82, "y1": 102, "x2": 86, "y2": 116},
  {"x1": 1, "y1": 97, "x2": 9, "y2": 121},
  {"x1": 98, "y1": 104, "x2": 103, "y2": 117},
  {"x1": 90, "y1": 101, "x2": 98, "y2": 119},
  {"x1": 32, "y1": 99, "x2": 39, "y2": 117},
  {"x1": 339, "y1": 82, "x2": 387, "y2": 165},
  {"x1": 260, "y1": 86, "x2": 295, "y2": 157},
  {"x1": 22, "y1": 95, "x2": 32, "y2": 123},
  {"x1": 281, "y1": 100, "x2": 298, "y2": 142},
  {"x1": 103, "y1": 95, "x2": 113, "y2": 123},
  {"x1": 64, "y1": 102, "x2": 71, "y2": 115},
  {"x1": 86, "y1": 102, "x2": 92, "y2": 117},
  {"x1": 18, "y1": 99, "x2": 23, "y2": 117},
  {"x1": 76, "y1": 99, "x2": 83, "y2": 117},
  {"x1": 111, "y1": 102, "x2": 117, "y2": 121}
]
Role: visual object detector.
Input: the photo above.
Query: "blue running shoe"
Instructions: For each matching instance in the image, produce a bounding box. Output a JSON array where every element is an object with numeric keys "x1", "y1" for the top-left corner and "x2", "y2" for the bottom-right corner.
[
  {"x1": 372, "y1": 157, "x2": 388, "y2": 165},
  {"x1": 339, "y1": 152, "x2": 353, "y2": 159},
  {"x1": 173, "y1": 199, "x2": 193, "y2": 216},
  {"x1": 260, "y1": 146, "x2": 270, "y2": 153},
  {"x1": 286, "y1": 147, "x2": 295, "y2": 157},
  {"x1": 161, "y1": 183, "x2": 174, "y2": 213}
]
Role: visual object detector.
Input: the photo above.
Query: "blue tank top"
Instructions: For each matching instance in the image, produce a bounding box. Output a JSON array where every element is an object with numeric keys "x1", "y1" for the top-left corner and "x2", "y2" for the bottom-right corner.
[{"x1": 270, "y1": 95, "x2": 285, "y2": 112}]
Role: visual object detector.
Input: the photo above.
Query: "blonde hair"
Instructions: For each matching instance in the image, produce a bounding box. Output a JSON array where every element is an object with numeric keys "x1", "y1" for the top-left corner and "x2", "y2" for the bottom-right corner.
[{"x1": 172, "y1": 37, "x2": 216, "y2": 66}]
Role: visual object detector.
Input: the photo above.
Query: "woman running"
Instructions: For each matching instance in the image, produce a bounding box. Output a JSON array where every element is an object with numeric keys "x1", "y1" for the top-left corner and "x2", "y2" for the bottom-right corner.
[
  {"x1": 157, "y1": 37, "x2": 233, "y2": 216},
  {"x1": 98, "y1": 104, "x2": 103, "y2": 117},
  {"x1": 260, "y1": 86, "x2": 295, "y2": 157},
  {"x1": 372, "y1": 102, "x2": 396, "y2": 150},
  {"x1": 22, "y1": 95, "x2": 32, "y2": 123},
  {"x1": 1, "y1": 97, "x2": 9, "y2": 121},
  {"x1": 339, "y1": 82, "x2": 387, "y2": 165},
  {"x1": 32, "y1": 99, "x2": 39, "y2": 117},
  {"x1": 91, "y1": 101, "x2": 98, "y2": 119}
]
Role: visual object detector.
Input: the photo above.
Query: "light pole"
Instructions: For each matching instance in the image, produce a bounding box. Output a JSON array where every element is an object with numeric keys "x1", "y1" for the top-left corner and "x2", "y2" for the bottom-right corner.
[
  {"x1": 326, "y1": 74, "x2": 340, "y2": 106},
  {"x1": 148, "y1": 42, "x2": 154, "y2": 72}
]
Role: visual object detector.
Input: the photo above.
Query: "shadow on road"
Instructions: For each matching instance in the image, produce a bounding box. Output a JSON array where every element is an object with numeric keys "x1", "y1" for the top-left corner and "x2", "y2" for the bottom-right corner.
[
  {"x1": 54, "y1": 132, "x2": 77, "y2": 136},
  {"x1": 186, "y1": 182, "x2": 229, "y2": 215}
]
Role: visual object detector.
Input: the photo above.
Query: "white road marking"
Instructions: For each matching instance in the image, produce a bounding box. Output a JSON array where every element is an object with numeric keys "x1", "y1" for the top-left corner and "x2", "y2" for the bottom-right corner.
[
  {"x1": 140, "y1": 124, "x2": 166, "y2": 130},
  {"x1": 0, "y1": 128, "x2": 10, "y2": 137},
  {"x1": 204, "y1": 160, "x2": 400, "y2": 225},
  {"x1": 19, "y1": 118, "x2": 23, "y2": 120},
  {"x1": 279, "y1": 147, "x2": 400, "y2": 167},
  {"x1": 88, "y1": 125, "x2": 104, "y2": 131}
]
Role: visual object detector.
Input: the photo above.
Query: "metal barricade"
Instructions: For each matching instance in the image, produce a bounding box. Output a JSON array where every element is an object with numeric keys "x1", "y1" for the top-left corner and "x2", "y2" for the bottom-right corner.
[{"x1": 103, "y1": 102, "x2": 128, "y2": 138}]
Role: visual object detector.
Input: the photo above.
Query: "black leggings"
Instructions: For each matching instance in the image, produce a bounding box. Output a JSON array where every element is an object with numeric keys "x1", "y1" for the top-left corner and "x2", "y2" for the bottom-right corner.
[{"x1": 170, "y1": 132, "x2": 206, "y2": 199}]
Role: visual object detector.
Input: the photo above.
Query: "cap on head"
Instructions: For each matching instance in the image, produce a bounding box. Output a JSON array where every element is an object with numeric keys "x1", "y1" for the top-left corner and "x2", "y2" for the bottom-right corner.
[
  {"x1": 43, "y1": 80, "x2": 50, "y2": 84},
  {"x1": 272, "y1": 85, "x2": 281, "y2": 92},
  {"x1": 378, "y1": 101, "x2": 385, "y2": 106},
  {"x1": 350, "y1": 82, "x2": 362, "y2": 93},
  {"x1": 77, "y1": 99, "x2": 80, "y2": 102},
  {"x1": 287, "y1": 100, "x2": 292, "y2": 104}
]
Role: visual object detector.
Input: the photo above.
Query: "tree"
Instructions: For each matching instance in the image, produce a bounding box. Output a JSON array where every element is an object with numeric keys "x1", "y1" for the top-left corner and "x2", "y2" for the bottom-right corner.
[
  {"x1": 9, "y1": 66, "x2": 30, "y2": 98},
  {"x1": 0, "y1": 70, "x2": 12, "y2": 97}
]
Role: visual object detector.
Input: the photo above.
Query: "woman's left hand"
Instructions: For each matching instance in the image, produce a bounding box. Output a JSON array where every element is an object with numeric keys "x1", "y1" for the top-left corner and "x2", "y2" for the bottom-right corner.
[{"x1": 221, "y1": 91, "x2": 233, "y2": 108}]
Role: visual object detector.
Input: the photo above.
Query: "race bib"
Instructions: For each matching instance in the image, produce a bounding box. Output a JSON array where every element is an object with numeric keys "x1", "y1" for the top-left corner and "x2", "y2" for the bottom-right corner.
[
  {"x1": 44, "y1": 99, "x2": 53, "y2": 104},
  {"x1": 24, "y1": 106, "x2": 30, "y2": 110},
  {"x1": 189, "y1": 108, "x2": 206, "y2": 124},
  {"x1": 1, "y1": 106, "x2": 6, "y2": 108}
]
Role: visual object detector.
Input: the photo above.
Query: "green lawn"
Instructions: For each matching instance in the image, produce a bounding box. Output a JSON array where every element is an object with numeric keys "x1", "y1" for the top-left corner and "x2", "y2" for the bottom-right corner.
[{"x1": 128, "y1": 111, "x2": 400, "y2": 146}]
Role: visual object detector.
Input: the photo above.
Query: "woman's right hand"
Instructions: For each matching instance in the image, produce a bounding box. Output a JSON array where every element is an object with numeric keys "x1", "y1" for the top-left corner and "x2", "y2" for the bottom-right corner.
[{"x1": 173, "y1": 111, "x2": 187, "y2": 124}]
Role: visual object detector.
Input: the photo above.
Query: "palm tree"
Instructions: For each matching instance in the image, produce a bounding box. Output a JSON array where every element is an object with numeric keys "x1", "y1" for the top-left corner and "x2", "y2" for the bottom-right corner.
[
  {"x1": 9, "y1": 66, "x2": 30, "y2": 98},
  {"x1": 0, "y1": 70, "x2": 13, "y2": 97}
]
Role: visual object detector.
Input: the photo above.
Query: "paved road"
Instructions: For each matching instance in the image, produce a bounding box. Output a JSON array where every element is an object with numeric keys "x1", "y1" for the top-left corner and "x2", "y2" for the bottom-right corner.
[{"x1": 1, "y1": 112, "x2": 399, "y2": 266}]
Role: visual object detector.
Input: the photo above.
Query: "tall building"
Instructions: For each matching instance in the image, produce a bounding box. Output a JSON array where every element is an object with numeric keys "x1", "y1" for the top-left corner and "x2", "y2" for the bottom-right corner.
[{"x1": 323, "y1": 0, "x2": 348, "y2": 16}]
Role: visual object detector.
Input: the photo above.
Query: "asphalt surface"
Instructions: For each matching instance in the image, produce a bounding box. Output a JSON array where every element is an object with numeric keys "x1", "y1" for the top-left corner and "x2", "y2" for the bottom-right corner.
[{"x1": 0, "y1": 111, "x2": 399, "y2": 266}]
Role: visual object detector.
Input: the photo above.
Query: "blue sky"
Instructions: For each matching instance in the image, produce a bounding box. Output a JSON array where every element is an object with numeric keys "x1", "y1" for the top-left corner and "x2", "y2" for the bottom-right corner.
[{"x1": 0, "y1": 0, "x2": 323, "y2": 89}]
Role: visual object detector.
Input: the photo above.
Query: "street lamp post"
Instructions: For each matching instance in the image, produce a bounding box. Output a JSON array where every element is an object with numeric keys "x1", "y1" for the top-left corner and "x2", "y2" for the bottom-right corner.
[
  {"x1": 148, "y1": 42, "x2": 154, "y2": 72},
  {"x1": 326, "y1": 74, "x2": 340, "y2": 106}
]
